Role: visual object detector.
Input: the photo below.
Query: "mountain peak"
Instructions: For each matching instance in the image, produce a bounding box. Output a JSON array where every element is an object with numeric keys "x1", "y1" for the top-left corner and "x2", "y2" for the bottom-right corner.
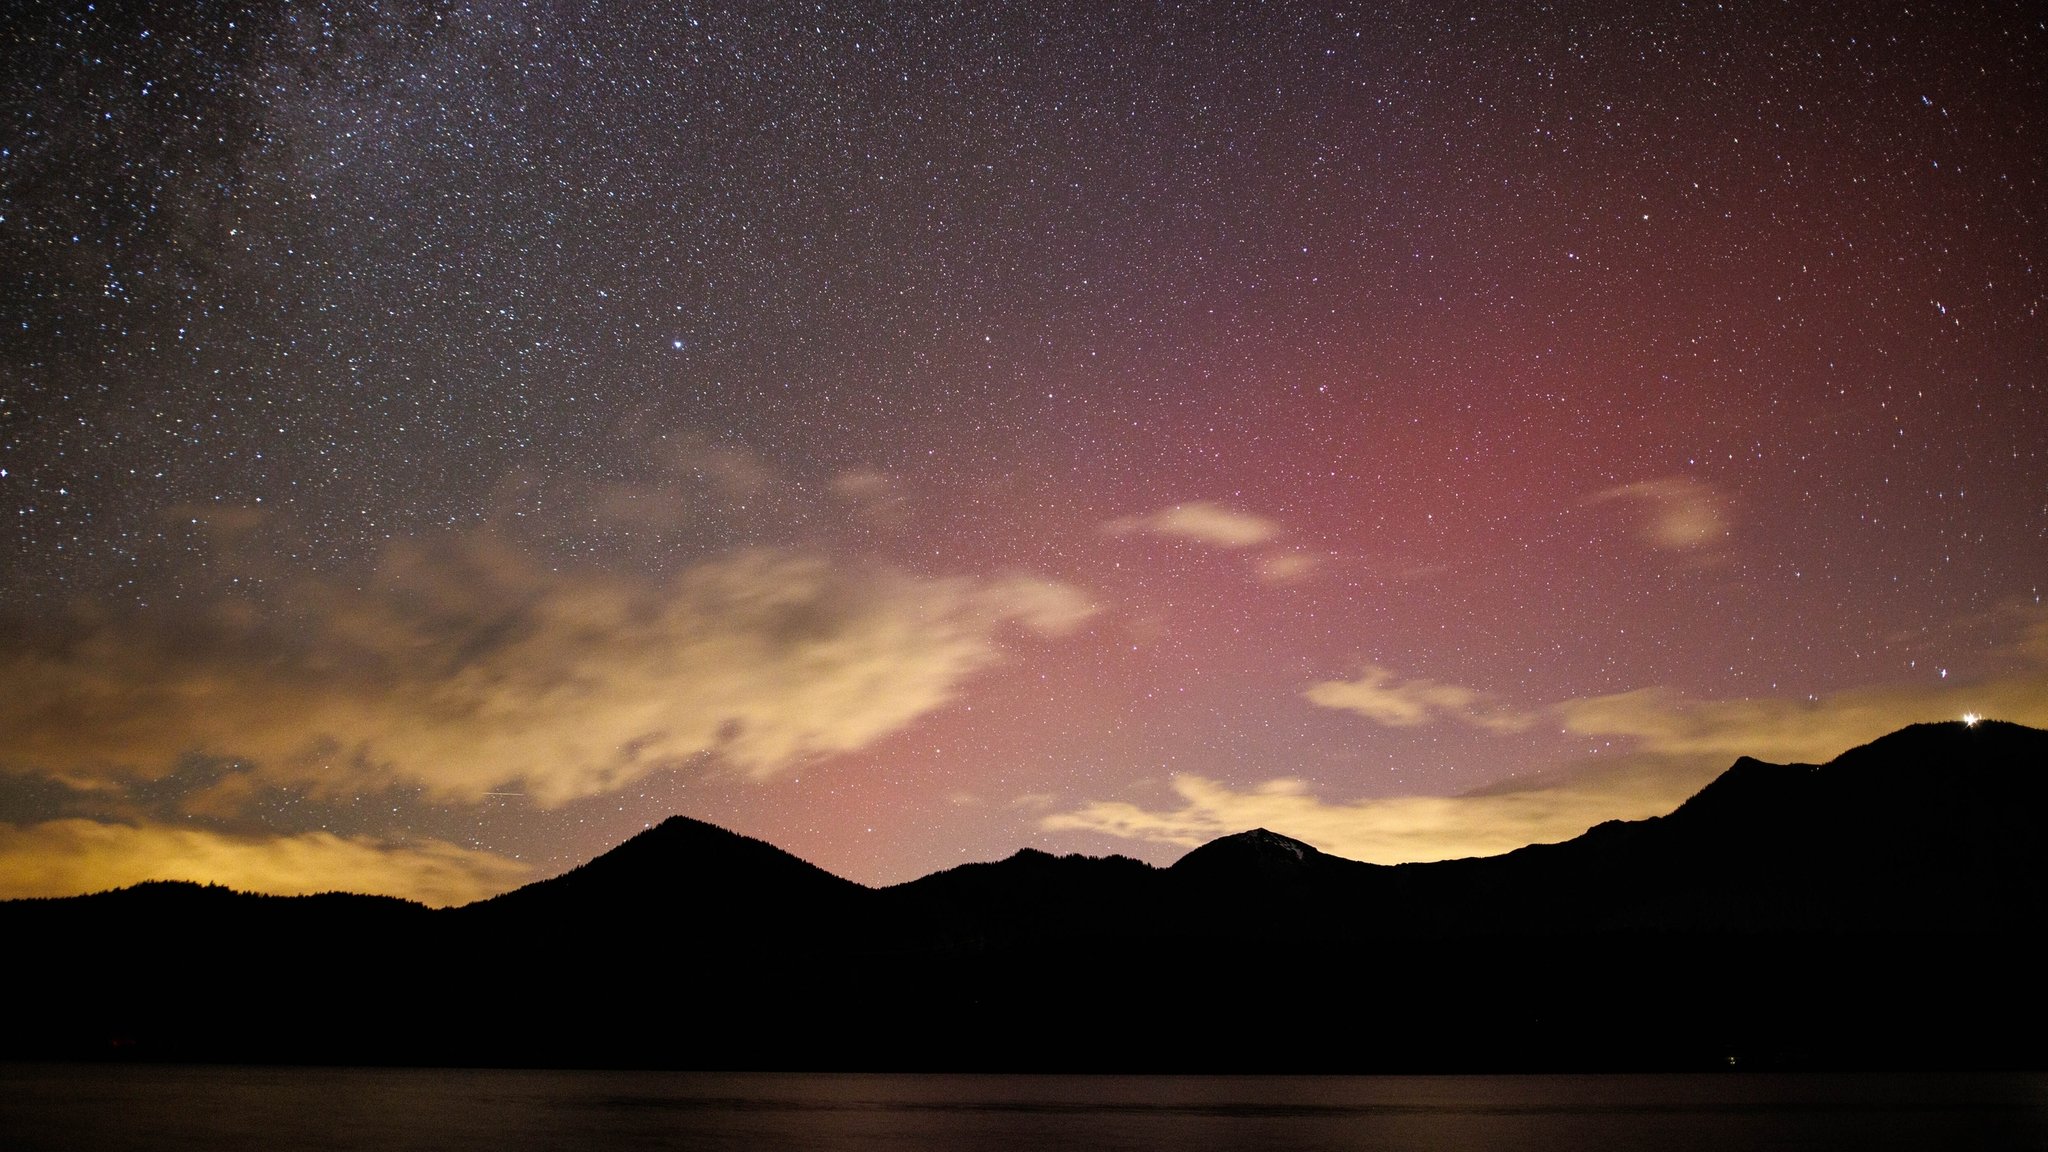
[
  {"x1": 1170, "y1": 827, "x2": 1324, "y2": 882},
  {"x1": 466, "y1": 813, "x2": 865, "y2": 917},
  {"x1": 1230, "y1": 828, "x2": 1316, "y2": 859},
  {"x1": 1672, "y1": 717, "x2": 2045, "y2": 817}
]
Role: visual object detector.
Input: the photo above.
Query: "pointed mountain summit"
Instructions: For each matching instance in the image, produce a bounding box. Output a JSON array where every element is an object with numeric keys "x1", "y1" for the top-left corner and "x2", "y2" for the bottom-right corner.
[
  {"x1": 465, "y1": 814, "x2": 865, "y2": 925},
  {"x1": 1170, "y1": 827, "x2": 1328, "y2": 882}
]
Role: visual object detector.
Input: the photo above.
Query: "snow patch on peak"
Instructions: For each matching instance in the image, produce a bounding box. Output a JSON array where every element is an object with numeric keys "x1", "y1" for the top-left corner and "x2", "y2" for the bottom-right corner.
[{"x1": 1241, "y1": 828, "x2": 1308, "y2": 859}]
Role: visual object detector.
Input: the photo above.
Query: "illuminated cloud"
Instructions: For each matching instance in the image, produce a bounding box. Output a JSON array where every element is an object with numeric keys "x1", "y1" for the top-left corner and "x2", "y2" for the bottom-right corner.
[
  {"x1": 1586, "y1": 476, "x2": 1729, "y2": 553},
  {"x1": 0, "y1": 538, "x2": 1095, "y2": 807},
  {"x1": 1043, "y1": 765, "x2": 1713, "y2": 864},
  {"x1": 1057, "y1": 616, "x2": 2048, "y2": 864},
  {"x1": 830, "y1": 469, "x2": 896, "y2": 503},
  {"x1": 1105, "y1": 501, "x2": 1325, "y2": 586},
  {"x1": 1305, "y1": 665, "x2": 1536, "y2": 732},
  {"x1": 1106, "y1": 501, "x2": 1281, "y2": 548},
  {"x1": 1255, "y1": 552, "x2": 1323, "y2": 584},
  {"x1": 0, "y1": 819, "x2": 529, "y2": 906},
  {"x1": 1556, "y1": 673, "x2": 2048, "y2": 764}
]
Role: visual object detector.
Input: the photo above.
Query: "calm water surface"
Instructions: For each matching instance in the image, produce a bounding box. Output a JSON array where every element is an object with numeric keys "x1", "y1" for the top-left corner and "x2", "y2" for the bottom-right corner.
[{"x1": 4, "y1": 1065, "x2": 2044, "y2": 1151}]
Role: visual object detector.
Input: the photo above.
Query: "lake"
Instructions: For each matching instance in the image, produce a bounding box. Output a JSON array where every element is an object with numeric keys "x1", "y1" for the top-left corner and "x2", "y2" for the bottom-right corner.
[{"x1": 4, "y1": 1065, "x2": 2044, "y2": 1150}]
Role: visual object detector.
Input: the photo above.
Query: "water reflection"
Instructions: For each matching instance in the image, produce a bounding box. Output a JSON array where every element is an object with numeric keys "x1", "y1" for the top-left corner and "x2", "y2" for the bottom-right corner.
[{"x1": 4, "y1": 1066, "x2": 2044, "y2": 1152}]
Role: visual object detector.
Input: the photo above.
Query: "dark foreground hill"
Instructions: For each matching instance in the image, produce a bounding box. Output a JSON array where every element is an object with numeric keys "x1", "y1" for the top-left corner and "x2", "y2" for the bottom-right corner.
[{"x1": 5, "y1": 720, "x2": 2044, "y2": 1071}]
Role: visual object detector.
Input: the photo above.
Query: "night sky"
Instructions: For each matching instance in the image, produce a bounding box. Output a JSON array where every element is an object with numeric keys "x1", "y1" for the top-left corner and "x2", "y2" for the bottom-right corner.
[{"x1": 3, "y1": 0, "x2": 2044, "y2": 905}]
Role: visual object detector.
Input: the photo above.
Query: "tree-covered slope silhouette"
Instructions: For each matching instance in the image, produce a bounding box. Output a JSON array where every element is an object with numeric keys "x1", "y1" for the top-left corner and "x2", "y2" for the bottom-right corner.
[{"x1": 4, "y1": 720, "x2": 2042, "y2": 1070}]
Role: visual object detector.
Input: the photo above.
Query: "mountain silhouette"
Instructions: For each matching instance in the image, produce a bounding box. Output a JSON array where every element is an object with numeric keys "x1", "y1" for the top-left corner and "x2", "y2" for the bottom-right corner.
[
  {"x1": 1171, "y1": 826, "x2": 1325, "y2": 879},
  {"x1": 5, "y1": 719, "x2": 2043, "y2": 1071},
  {"x1": 464, "y1": 814, "x2": 867, "y2": 931},
  {"x1": 1424, "y1": 719, "x2": 2048, "y2": 935}
]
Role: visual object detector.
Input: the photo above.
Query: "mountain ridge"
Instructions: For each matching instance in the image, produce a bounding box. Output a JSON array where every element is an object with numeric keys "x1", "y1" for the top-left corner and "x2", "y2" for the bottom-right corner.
[
  {"x1": 5, "y1": 718, "x2": 2043, "y2": 1071},
  {"x1": 479, "y1": 719, "x2": 2042, "y2": 906}
]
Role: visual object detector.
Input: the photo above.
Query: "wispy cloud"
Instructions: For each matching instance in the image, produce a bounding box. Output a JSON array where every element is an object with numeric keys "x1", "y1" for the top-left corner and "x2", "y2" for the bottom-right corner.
[
  {"x1": 1305, "y1": 665, "x2": 1537, "y2": 732},
  {"x1": 1104, "y1": 500, "x2": 1326, "y2": 584},
  {"x1": 1105, "y1": 501, "x2": 1282, "y2": 548},
  {"x1": 0, "y1": 537, "x2": 1095, "y2": 808},
  {"x1": 1586, "y1": 476, "x2": 1729, "y2": 554},
  {"x1": 1255, "y1": 552, "x2": 1323, "y2": 584}
]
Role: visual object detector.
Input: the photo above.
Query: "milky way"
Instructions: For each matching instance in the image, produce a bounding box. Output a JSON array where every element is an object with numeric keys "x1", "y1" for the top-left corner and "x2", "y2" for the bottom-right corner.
[{"x1": 3, "y1": 1, "x2": 2044, "y2": 900}]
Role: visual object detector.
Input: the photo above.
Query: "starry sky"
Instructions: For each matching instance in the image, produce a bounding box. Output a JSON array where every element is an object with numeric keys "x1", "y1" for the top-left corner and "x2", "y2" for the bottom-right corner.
[{"x1": 3, "y1": 0, "x2": 2044, "y2": 904}]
